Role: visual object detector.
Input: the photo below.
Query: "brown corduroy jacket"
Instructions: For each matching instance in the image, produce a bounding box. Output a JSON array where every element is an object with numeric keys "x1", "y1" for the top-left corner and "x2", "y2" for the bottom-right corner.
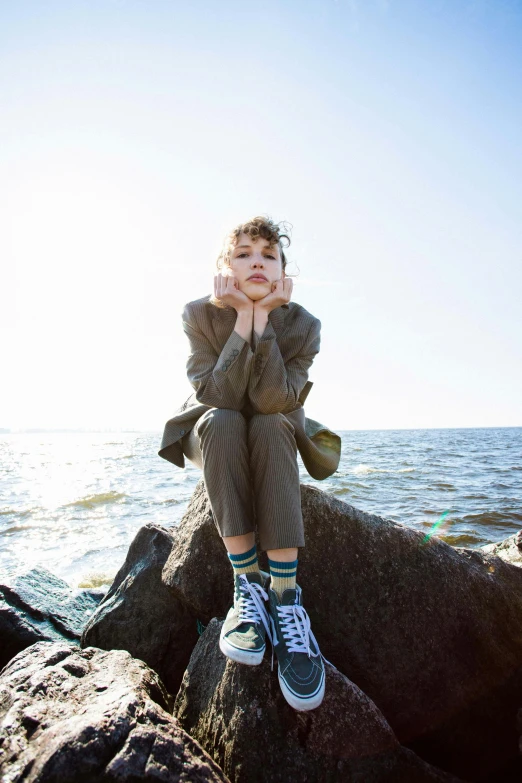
[{"x1": 158, "y1": 295, "x2": 341, "y2": 480}]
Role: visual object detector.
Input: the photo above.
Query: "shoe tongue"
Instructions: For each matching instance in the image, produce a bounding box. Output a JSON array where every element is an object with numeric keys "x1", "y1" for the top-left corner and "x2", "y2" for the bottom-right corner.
[
  {"x1": 243, "y1": 571, "x2": 264, "y2": 586},
  {"x1": 280, "y1": 587, "x2": 298, "y2": 606}
]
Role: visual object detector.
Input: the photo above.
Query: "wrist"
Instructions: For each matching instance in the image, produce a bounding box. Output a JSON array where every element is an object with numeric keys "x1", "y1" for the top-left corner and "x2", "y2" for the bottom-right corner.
[{"x1": 236, "y1": 304, "x2": 254, "y2": 317}]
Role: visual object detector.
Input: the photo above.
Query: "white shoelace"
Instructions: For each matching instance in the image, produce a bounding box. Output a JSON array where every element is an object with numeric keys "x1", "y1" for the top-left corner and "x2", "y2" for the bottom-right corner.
[
  {"x1": 269, "y1": 586, "x2": 335, "y2": 672},
  {"x1": 277, "y1": 603, "x2": 320, "y2": 656},
  {"x1": 237, "y1": 574, "x2": 274, "y2": 643},
  {"x1": 236, "y1": 577, "x2": 335, "y2": 673}
]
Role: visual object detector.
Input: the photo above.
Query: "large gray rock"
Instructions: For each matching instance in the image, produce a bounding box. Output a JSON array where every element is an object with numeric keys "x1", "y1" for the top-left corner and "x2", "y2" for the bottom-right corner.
[
  {"x1": 0, "y1": 641, "x2": 229, "y2": 782},
  {"x1": 81, "y1": 523, "x2": 199, "y2": 697},
  {"x1": 482, "y1": 530, "x2": 522, "y2": 567},
  {"x1": 162, "y1": 479, "x2": 522, "y2": 782},
  {"x1": 174, "y1": 618, "x2": 464, "y2": 783},
  {"x1": 0, "y1": 567, "x2": 100, "y2": 670},
  {"x1": 162, "y1": 482, "x2": 234, "y2": 620}
]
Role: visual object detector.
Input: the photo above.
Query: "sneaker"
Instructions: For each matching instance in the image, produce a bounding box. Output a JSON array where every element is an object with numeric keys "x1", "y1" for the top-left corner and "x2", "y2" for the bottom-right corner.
[
  {"x1": 219, "y1": 570, "x2": 272, "y2": 665},
  {"x1": 267, "y1": 582, "x2": 326, "y2": 711}
]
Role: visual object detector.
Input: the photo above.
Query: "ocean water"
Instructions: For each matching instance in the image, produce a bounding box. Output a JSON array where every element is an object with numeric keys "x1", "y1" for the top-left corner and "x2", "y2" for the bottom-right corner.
[{"x1": 1, "y1": 427, "x2": 521, "y2": 588}]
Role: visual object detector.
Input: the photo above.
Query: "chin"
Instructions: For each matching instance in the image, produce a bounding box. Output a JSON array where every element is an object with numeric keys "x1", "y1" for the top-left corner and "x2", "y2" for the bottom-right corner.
[{"x1": 243, "y1": 281, "x2": 269, "y2": 296}]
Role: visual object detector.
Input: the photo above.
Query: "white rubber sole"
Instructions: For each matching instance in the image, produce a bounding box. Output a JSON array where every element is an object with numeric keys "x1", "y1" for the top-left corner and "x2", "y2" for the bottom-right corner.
[
  {"x1": 219, "y1": 627, "x2": 266, "y2": 666},
  {"x1": 278, "y1": 668, "x2": 325, "y2": 711}
]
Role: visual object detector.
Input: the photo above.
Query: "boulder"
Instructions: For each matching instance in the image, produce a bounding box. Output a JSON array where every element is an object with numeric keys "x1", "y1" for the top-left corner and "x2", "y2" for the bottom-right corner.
[
  {"x1": 174, "y1": 618, "x2": 464, "y2": 783},
  {"x1": 0, "y1": 641, "x2": 229, "y2": 782},
  {"x1": 81, "y1": 523, "x2": 199, "y2": 696},
  {"x1": 482, "y1": 530, "x2": 522, "y2": 568},
  {"x1": 0, "y1": 567, "x2": 100, "y2": 670},
  {"x1": 162, "y1": 479, "x2": 522, "y2": 782},
  {"x1": 162, "y1": 481, "x2": 234, "y2": 620}
]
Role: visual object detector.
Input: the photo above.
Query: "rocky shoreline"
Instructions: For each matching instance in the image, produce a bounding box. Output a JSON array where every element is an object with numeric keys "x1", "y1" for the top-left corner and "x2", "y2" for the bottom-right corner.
[{"x1": 2, "y1": 480, "x2": 522, "y2": 782}]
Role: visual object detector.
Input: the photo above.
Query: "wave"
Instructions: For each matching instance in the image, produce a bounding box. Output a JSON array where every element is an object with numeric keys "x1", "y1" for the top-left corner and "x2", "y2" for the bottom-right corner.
[
  {"x1": 353, "y1": 464, "x2": 417, "y2": 476},
  {"x1": 77, "y1": 571, "x2": 117, "y2": 588},
  {"x1": 62, "y1": 491, "x2": 127, "y2": 509},
  {"x1": 461, "y1": 510, "x2": 522, "y2": 526},
  {"x1": 353, "y1": 464, "x2": 379, "y2": 475},
  {"x1": 0, "y1": 508, "x2": 36, "y2": 520},
  {"x1": 442, "y1": 532, "x2": 486, "y2": 546},
  {"x1": 0, "y1": 524, "x2": 38, "y2": 537}
]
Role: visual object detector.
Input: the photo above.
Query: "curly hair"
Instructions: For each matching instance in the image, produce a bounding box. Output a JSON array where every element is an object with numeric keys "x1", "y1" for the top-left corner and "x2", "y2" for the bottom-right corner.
[{"x1": 209, "y1": 215, "x2": 298, "y2": 309}]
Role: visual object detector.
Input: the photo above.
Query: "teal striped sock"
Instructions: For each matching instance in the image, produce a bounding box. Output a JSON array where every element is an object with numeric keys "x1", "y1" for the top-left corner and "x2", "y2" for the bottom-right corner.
[
  {"x1": 227, "y1": 544, "x2": 260, "y2": 577},
  {"x1": 268, "y1": 556, "x2": 298, "y2": 599}
]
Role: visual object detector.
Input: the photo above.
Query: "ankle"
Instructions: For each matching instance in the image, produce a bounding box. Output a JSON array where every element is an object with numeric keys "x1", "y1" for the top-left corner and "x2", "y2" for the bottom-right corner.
[
  {"x1": 268, "y1": 556, "x2": 298, "y2": 599},
  {"x1": 228, "y1": 544, "x2": 260, "y2": 577}
]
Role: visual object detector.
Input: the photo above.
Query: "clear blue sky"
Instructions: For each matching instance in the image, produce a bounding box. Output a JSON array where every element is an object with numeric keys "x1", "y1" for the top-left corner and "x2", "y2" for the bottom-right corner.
[{"x1": 1, "y1": 0, "x2": 521, "y2": 431}]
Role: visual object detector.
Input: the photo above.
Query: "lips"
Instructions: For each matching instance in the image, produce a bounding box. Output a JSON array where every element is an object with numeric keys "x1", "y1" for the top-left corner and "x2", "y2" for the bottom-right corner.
[{"x1": 248, "y1": 274, "x2": 268, "y2": 281}]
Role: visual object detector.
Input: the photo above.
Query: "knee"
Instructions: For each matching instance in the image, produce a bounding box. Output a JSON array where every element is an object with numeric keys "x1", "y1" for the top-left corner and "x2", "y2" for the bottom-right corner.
[
  {"x1": 195, "y1": 407, "x2": 247, "y2": 436},
  {"x1": 248, "y1": 412, "x2": 294, "y2": 440}
]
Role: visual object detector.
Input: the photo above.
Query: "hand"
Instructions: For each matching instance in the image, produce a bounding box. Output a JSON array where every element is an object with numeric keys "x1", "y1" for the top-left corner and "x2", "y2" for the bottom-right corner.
[
  {"x1": 214, "y1": 273, "x2": 254, "y2": 314},
  {"x1": 253, "y1": 277, "x2": 293, "y2": 313}
]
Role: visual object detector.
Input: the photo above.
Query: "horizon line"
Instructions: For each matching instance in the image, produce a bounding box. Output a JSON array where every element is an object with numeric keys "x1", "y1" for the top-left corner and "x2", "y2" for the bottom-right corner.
[{"x1": 1, "y1": 425, "x2": 521, "y2": 434}]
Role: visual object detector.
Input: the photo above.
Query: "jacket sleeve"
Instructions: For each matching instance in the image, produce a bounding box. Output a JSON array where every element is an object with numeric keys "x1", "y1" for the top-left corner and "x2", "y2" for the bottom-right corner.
[
  {"x1": 182, "y1": 304, "x2": 255, "y2": 410},
  {"x1": 247, "y1": 316, "x2": 321, "y2": 414}
]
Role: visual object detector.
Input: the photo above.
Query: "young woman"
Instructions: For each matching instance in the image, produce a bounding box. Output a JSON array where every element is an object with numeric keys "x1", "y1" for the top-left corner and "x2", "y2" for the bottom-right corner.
[{"x1": 158, "y1": 216, "x2": 341, "y2": 711}]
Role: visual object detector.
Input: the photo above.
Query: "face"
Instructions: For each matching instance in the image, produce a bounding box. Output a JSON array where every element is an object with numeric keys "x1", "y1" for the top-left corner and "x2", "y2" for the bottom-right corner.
[{"x1": 225, "y1": 233, "x2": 284, "y2": 301}]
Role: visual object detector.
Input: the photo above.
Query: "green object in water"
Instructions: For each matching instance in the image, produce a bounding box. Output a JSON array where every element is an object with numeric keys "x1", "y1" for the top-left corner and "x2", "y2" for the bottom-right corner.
[{"x1": 422, "y1": 509, "x2": 450, "y2": 544}]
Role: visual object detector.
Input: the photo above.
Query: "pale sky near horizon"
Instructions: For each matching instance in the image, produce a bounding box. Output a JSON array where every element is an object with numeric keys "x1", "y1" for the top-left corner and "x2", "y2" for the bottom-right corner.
[{"x1": 1, "y1": 0, "x2": 521, "y2": 432}]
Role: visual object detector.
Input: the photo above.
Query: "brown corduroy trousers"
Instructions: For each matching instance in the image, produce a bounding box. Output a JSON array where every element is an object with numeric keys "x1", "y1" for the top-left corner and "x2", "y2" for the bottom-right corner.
[{"x1": 181, "y1": 407, "x2": 305, "y2": 551}]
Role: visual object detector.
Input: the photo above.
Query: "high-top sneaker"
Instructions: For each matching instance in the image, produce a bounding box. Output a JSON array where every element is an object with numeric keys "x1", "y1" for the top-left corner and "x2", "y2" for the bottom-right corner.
[
  {"x1": 219, "y1": 570, "x2": 272, "y2": 665},
  {"x1": 267, "y1": 582, "x2": 326, "y2": 710}
]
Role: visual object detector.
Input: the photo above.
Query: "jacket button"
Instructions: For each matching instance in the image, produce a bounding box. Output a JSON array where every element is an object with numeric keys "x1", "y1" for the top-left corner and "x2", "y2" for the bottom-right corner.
[
  {"x1": 180, "y1": 429, "x2": 185, "y2": 435},
  {"x1": 232, "y1": 349, "x2": 239, "y2": 355}
]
